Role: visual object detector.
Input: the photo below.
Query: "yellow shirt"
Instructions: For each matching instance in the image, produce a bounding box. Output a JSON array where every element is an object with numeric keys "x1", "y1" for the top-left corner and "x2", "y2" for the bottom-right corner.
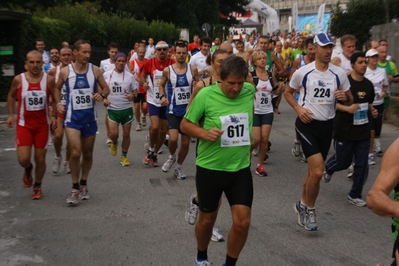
[{"x1": 281, "y1": 47, "x2": 292, "y2": 60}]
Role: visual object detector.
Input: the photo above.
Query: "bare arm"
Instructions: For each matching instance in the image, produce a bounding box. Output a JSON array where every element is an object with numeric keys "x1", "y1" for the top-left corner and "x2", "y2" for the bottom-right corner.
[
  {"x1": 289, "y1": 58, "x2": 300, "y2": 80},
  {"x1": 331, "y1": 57, "x2": 341, "y2": 67},
  {"x1": 367, "y1": 138, "x2": 399, "y2": 217},
  {"x1": 180, "y1": 117, "x2": 223, "y2": 142},
  {"x1": 159, "y1": 67, "x2": 169, "y2": 106},
  {"x1": 6, "y1": 76, "x2": 21, "y2": 128},
  {"x1": 284, "y1": 84, "x2": 313, "y2": 124},
  {"x1": 272, "y1": 53, "x2": 288, "y2": 78}
]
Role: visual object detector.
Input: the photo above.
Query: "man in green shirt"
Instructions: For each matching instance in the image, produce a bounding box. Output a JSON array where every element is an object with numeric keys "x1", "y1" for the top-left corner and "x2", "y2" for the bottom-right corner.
[
  {"x1": 378, "y1": 45, "x2": 399, "y2": 123},
  {"x1": 291, "y1": 36, "x2": 306, "y2": 61},
  {"x1": 181, "y1": 56, "x2": 255, "y2": 266}
]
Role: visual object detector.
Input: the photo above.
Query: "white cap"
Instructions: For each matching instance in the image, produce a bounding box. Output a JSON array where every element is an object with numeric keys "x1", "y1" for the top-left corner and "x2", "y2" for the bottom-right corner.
[{"x1": 366, "y1": 49, "x2": 378, "y2": 57}]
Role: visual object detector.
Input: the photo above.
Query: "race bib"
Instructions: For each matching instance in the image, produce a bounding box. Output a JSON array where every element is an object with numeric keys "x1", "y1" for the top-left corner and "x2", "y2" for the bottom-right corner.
[
  {"x1": 110, "y1": 82, "x2": 124, "y2": 96},
  {"x1": 60, "y1": 87, "x2": 67, "y2": 105},
  {"x1": 308, "y1": 79, "x2": 334, "y2": 105},
  {"x1": 175, "y1": 86, "x2": 191, "y2": 105},
  {"x1": 255, "y1": 93, "x2": 272, "y2": 110},
  {"x1": 153, "y1": 74, "x2": 162, "y2": 104},
  {"x1": 25, "y1": 91, "x2": 46, "y2": 111},
  {"x1": 220, "y1": 113, "x2": 250, "y2": 147},
  {"x1": 72, "y1": 88, "x2": 93, "y2": 110},
  {"x1": 353, "y1": 103, "x2": 369, "y2": 125}
]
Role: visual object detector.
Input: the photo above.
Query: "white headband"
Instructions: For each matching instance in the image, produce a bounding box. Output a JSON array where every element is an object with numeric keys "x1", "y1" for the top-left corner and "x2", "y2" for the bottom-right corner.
[{"x1": 155, "y1": 43, "x2": 169, "y2": 49}]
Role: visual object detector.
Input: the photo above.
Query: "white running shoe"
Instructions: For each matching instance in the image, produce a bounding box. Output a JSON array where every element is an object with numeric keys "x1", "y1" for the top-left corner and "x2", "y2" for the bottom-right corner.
[
  {"x1": 211, "y1": 227, "x2": 225, "y2": 242},
  {"x1": 162, "y1": 156, "x2": 176, "y2": 172},
  {"x1": 52, "y1": 156, "x2": 62, "y2": 173},
  {"x1": 292, "y1": 140, "x2": 301, "y2": 157},
  {"x1": 106, "y1": 137, "x2": 112, "y2": 145},
  {"x1": 185, "y1": 194, "x2": 199, "y2": 225},
  {"x1": 174, "y1": 167, "x2": 186, "y2": 179},
  {"x1": 136, "y1": 123, "x2": 142, "y2": 131},
  {"x1": 347, "y1": 163, "x2": 354, "y2": 178},
  {"x1": 252, "y1": 146, "x2": 259, "y2": 156},
  {"x1": 141, "y1": 115, "x2": 147, "y2": 126},
  {"x1": 64, "y1": 161, "x2": 71, "y2": 174}
]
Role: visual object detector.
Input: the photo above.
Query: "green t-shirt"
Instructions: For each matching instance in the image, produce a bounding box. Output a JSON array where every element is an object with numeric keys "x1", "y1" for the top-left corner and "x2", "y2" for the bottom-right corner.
[
  {"x1": 184, "y1": 82, "x2": 255, "y2": 172},
  {"x1": 378, "y1": 60, "x2": 399, "y2": 94},
  {"x1": 291, "y1": 48, "x2": 306, "y2": 61}
]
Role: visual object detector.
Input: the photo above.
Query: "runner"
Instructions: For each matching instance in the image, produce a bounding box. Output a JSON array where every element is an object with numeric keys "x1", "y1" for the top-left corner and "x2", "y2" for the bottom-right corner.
[
  {"x1": 53, "y1": 39, "x2": 110, "y2": 205},
  {"x1": 48, "y1": 47, "x2": 73, "y2": 174},
  {"x1": 323, "y1": 51, "x2": 378, "y2": 207},
  {"x1": 6, "y1": 50, "x2": 57, "y2": 199},
  {"x1": 181, "y1": 56, "x2": 255, "y2": 266},
  {"x1": 364, "y1": 49, "x2": 389, "y2": 165},
  {"x1": 139, "y1": 41, "x2": 175, "y2": 167},
  {"x1": 159, "y1": 41, "x2": 198, "y2": 179},
  {"x1": 103, "y1": 52, "x2": 137, "y2": 166},
  {"x1": 284, "y1": 33, "x2": 352, "y2": 231},
  {"x1": 131, "y1": 46, "x2": 148, "y2": 131}
]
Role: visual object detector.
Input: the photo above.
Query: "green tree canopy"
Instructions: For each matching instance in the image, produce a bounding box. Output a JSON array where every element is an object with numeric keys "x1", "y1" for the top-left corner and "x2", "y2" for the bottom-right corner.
[{"x1": 330, "y1": 0, "x2": 397, "y2": 49}]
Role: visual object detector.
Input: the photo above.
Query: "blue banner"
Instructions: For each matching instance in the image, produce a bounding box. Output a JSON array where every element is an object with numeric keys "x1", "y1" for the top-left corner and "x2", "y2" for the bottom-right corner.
[{"x1": 298, "y1": 13, "x2": 330, "y2": 33}]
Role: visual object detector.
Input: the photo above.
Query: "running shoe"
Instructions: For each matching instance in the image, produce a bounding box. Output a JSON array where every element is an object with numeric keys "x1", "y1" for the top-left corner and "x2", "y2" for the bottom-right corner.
[
  {"x1": 194, "y1": 258, "x2": 210, "y2": 266},
  {"x1": 52, "y1": 156, "x2": 62, "y2": 173},
  {"x1": 191, "y1": 137, "x2": 196, "y2": 143},
  {"x1": 268, "y1": 140, "x2": 272, "y2": 151},
  {"x1": 64, "y1": 161, "x2": 71, "y2": 174},
  {"x1": 211, "y1": 227, "x2": 225, "y2": 242},
  {"x1": 255, "y1": 164, "x2": 267, "y2": 177},
  {"x1": 294, "y1": 201, "x2": 306, "y2": 227},
  {"x1": 79, "y1": 185, "x2": 90, "y2": 200},
  {"x1": 252, "y1": 146, "x2": 259, "y2": 156},
  {"x1": 32, "y1": 186, "x2": 42, "y2": 200},
  {"x1": 368, "y1": 154, "x2": 376, "y2": 165},
  {"x1": 143, "y1": 150, "x2": 153, "y2": 165},
  {"x1": 152, "y1": 154, "x2": 159, "y2": 167},
  {"x1": 376, "y1": 150, "x2": 384, "y2": 156},
  {"x1": 174, "y1": 167, "x2": 187, "y2": 179},
  {"x1": 23, "y1": 165, "x2": 33, "y2": 188},
  {"x1": 136, "y1": 123, "x2": 142, "y2": 131},
  {"x1": 141, "y1": 115, "x2": 146, "y2": 126},
  {"x1": 292, "y1": 140, "x2": 301, "y2": 157},
  {"x1": 144, "y1": 134, "x2": 150, "y2": 150},
  {"x1": 322, "y1": 170, "x2": 332, "y2": 183},
  {"x1": 66, "y1": 189, "x2": 80, "y2": 205},
  {"x1": 162, "y1": 156, "x2": 176, "y2": 172},
  {"x1": 110, "y1": 143, "x2": 117, "y2": 156},
  {"x1": 263, "y1": 154, "x2": 269, "y2": 162},
  {"x1": 347, "y1": 163, "x2": 354, "y2": 178},
  {"x1": 299, "y1": 153, "x2": 307, "y2": 163},
  {"x1": 106, "y1": 137, "x2": 112, "y2": 145},
  {"x1": 305, "y1": 209, "x2": 318, "y2": 231},
  {"x1": 347, "y1": 195, "x2": 367, "y2": 207},
  {"x1": 185, "y1": 194, "x2": 199, "y2": 225},
  {"x1": 120, "y1": 156, "x2": 130, "y2": 166}
]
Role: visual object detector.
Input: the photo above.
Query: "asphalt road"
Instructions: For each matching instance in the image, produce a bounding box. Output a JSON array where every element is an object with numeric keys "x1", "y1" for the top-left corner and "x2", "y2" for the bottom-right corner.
[{"x1": 0, "y1": 100, "x2": 398, "y2": 266}]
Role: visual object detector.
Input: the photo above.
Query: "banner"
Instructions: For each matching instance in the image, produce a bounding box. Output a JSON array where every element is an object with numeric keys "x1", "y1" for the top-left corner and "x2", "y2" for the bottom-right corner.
[
  {"x1": 298, "y1": 13, "x2": 330, "y2": 34},
  {"x1": 292, "y1": 2, "x2": 298, "y2": 32},
  {"x1": 316, "y1": 3, "x2": 326, "y2": 33}
]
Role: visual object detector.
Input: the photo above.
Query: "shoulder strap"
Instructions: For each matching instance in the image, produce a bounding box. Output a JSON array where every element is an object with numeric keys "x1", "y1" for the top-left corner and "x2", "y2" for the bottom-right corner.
[{"x1": 251, "y1": 71, "x2": 259, "y2": 86}]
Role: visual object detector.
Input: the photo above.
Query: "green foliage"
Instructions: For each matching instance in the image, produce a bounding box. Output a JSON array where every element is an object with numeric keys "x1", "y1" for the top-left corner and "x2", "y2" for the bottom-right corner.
[{"x1": 330, "y1": 0, "x2": 390, "y2": 49}]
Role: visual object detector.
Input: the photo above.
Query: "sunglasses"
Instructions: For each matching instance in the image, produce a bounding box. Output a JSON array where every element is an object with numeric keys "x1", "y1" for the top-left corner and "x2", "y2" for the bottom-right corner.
[{"x1": 157, "y1": 48, "x2": 168, "y2": 51}]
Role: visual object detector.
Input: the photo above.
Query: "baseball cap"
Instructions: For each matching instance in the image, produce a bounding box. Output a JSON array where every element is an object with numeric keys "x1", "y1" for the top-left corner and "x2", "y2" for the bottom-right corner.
[
  {"x1": 314, "y1": 33, "x2": 335, "y2": 46},
  {"x1": 365, "y1": 49, "x2": 378, "y2": 57},
  {"x1": 114, "y1": 52, "x2": 126, "y2": 61}
]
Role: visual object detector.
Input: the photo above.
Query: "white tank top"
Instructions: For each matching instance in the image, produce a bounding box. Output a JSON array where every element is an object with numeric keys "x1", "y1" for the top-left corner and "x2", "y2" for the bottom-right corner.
[{"x1": 338, "y1": 53, "x2": 352, "y2": 72}]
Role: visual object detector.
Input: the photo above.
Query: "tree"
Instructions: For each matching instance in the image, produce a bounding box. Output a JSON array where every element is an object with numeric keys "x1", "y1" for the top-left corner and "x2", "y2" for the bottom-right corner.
[{"x1": 330, "y1": 0, "x2": 393, "y2": 49}]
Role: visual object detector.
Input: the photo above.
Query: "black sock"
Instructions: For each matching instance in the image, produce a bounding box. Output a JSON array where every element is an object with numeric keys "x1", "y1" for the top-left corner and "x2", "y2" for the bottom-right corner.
[
  {"x1": 197, "y1": 248, "x2": 207, "y2": 261},
  {"x1": 80, "y1": 179, "x2": 87, "y2": 186},
  {"x1": 225, "y1": 255, "x2": 237, "y2": 266},
  {"x1": 192, "y1": 197, "x2": 199, "y2": 206},
  {"x1": 72, "y1": 183, "x2": 79, "y2": 190},
  {"x1": 25, "y1": 163, "x2": 33, "y2": 172},
  {"x1": 33, "y1": 182, "x2": 41, "y2": 188}
]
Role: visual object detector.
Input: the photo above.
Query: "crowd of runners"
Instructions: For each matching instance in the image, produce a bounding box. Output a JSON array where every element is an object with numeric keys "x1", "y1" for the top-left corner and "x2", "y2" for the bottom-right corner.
[{"x1": 6, "y1": 31, "x2": 399, "y2": 266}]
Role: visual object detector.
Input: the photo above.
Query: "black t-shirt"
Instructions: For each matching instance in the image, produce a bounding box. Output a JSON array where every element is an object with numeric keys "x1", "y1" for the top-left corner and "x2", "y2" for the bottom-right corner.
[{"x1": 333, "y1": 75, "x2": 375, "y2": 141}]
